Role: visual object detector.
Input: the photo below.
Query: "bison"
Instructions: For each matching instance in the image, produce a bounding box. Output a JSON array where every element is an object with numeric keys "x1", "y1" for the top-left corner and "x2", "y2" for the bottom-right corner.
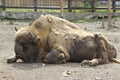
[{"x1": 7, "y1": 15, "x2": 120, "y2": 66}]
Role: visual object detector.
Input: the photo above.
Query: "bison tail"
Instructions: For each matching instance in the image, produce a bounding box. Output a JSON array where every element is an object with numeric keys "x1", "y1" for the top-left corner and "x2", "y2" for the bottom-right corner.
[{"x1": 111, "y1": 58, "x2": 120, "y2": 64}]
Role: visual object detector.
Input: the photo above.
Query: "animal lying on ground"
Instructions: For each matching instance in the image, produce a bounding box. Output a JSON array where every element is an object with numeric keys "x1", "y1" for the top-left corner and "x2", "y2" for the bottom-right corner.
[{"x1": 7, "y1": 14, "x2": 120, "y2": 66}]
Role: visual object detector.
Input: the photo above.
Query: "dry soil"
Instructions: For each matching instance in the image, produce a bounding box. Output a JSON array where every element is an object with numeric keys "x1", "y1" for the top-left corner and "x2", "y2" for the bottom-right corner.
[{"x1": 0, "y1": 18, "x2": 120, "y2": 80}]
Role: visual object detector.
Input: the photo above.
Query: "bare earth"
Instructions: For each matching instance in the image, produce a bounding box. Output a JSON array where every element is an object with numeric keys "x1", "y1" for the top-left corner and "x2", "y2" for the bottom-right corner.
[{"x1": 0, "y1": 18, "x2": 120, "y2": 80}]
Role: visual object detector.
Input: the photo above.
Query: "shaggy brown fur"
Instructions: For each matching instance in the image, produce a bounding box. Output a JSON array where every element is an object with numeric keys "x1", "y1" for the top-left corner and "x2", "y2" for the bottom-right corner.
[
  {"x1": 7, "y1": 15, "x2": 120, "y2": 66},
  {"x1": 7, "y1": 26, "x2": 41, "y2": 63}
]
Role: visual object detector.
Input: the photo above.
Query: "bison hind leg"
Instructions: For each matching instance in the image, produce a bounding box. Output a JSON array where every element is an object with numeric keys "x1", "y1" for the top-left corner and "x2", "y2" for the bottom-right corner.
[{"x1": 110, "y1": 58, "x2": 120, "y2": 64}]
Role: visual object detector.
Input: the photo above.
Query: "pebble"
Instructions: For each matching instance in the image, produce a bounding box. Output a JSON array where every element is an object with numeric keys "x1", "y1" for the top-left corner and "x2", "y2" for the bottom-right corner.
[
  {"x1": 42, "y1": 63, "x2": 45, "y2": 66},
  {"x1": 32, "y1": 65, "x2": 37, "y2": 68},
  {"x1": 95, "y1": 77, "x2": 103, "y2": 80},
  {"x1": 62, "y1": 70, "x2": 74, "y2": 77}
]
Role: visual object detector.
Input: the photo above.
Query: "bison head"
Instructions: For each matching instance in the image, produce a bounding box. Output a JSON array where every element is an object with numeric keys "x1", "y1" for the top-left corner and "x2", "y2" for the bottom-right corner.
[{"x1": 7, "y1": 28, "x2": 41, "y2": 63}]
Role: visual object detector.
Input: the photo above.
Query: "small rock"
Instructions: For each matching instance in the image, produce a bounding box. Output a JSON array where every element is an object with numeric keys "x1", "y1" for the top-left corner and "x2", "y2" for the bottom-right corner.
[
  {"x1": 33, "y1": 65, "x2": 37, "y2": 68},
  {"x1": 0, "y1": 71, "x2": 3, "y2": 73},
  {"x1": 3, "y1": 76, "x2": 7, "y2": 79},
  {"x1": 9, "y1": 21, "x2": 14, "y2": 25},
  {"x1": 62, "y1": 70, "x2": 72, "y2": 77},
  {"x1": 84, "y1": 28, "x2": 87, "y2": 30},
  {"x1": 95, "y1": 77, "x2": 103, "y2": 80},
  {"x1": 106, "y1": 72, "x2": 110, "y2": 74},
  {"x1": 42, "y1": 63, "x2": 45, "y2": 66}
]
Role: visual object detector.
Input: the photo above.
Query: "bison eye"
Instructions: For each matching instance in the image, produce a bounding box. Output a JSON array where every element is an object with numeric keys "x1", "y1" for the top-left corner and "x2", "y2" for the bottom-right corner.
[{"x1": 22, "y1": 43, "x2": 29, "y2": 49}]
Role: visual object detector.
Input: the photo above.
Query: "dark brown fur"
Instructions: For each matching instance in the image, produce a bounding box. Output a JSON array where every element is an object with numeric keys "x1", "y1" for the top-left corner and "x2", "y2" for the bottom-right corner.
[{"x1": 7, "y1": 27, "x2": 41, "y2": 63}]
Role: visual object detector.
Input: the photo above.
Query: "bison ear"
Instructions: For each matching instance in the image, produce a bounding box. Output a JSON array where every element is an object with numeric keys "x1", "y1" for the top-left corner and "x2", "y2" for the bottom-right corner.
[
  {"x1": 47, "y1": 17, "x2": 52, "y2": 23},
  {"x1": 28, "y1": 32, "x2": 41, "y2": 44}
]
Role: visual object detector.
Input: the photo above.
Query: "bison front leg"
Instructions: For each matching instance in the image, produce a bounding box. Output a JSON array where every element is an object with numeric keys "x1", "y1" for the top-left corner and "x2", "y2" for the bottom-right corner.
[
  {"x1": 81, "y1": 35, "x2": 109, "y2": 66},
  {"x1": 43, "y1": 49, "x2": 67, "y2": 64}
]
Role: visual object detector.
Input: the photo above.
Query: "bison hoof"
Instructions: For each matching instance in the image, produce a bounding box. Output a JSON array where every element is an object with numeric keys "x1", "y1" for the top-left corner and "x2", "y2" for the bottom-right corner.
[
  {"x1": 7, "y1": 58, "x2": 17, "y2": 63},
  {"x1": 89, "y1": 59, "x2": 99, "y2": 66},
  {"x1": 81, "y1": 59, "x2": 99, "y2": 66},
  {"x1": 80, "y1": 60, "x2": 90, "y2": 66}
]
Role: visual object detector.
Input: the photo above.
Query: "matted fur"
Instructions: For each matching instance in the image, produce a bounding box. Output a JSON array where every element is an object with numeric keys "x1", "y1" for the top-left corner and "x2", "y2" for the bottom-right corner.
[{"x1": 7, "y1": 15, "x2": 120, "y2": 66}]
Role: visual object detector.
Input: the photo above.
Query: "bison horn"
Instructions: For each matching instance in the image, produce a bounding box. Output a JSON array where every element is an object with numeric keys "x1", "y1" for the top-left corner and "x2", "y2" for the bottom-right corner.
[{"x1": 14, "y1": 27, "x2": 18, "y2": 31}]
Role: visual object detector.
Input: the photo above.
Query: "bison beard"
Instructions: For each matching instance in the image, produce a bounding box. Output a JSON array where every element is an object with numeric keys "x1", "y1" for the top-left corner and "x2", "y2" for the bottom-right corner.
[{"x1": 7, "y1": 15, "x2": 120, "y2": 66}]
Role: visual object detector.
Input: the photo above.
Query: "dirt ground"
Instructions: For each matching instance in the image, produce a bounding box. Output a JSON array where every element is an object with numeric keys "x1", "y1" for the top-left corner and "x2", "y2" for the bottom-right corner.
[{"x1": 0, "y1": 18, "x2": 120, "y2": 80}]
